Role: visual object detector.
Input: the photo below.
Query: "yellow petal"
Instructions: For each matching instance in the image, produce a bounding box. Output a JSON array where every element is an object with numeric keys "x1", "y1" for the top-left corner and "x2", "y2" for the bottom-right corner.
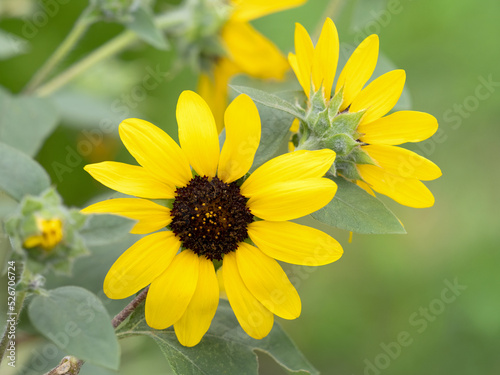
[
  {"x1": 145, "y1": 250, "x2": 200, "y2": 329},
  {"x1": 23, "y1": 235, "x2": 43, "y2": 248},
  {"x1": 311, "y1": 17, "x2": 339, "y2": 100},
  {"x1": 290, "y1": 118, "x2": 300, "y2": 133},
  {"x1": 103, "y1": 231, "x2": 180, "y2": 299},
  {"x1": 119, "y1": 118, "x2": 191, "y2": 188},
  {"x1": 236, "y1": 243, "x2": 301, "y2": 320},
  {"x1": 230, "y1": 0, "x2": 306, "y2": 22},
  {"x1": 289, "y1": 53, "x2": 308, "y2": 98},
  {"x1": 356, "y1": 180, "x2": 376, "y2": 196},
  {"x1": 216, "y1": 267, "x2": 227, "y2": 299},
  {"x1": 335, "y1": 34, "x2": 379, "y2": 111},
  {"x1": 222, "y1": 21, "x2": 288, "y2": 80},
  {"x1": 350, "y1": 69, "x2": 406, "y2": 125},
  {"x1": 223, "y1": 252, "x2": 274, "y2": 339},
  {"x1": 81, "y1": 198, "x2": 172, "y2": 234},
  {"x1": 177, "y1": 91, "x2": 219, "y2": 177},
  {"x1": 218, "y1": 94, "x2": 261, "y2": 183},
  {"x1": 84, "y1": 162, "x2": 175, "y2": 199},
  {"x1": 248, "y1": 221, "x2": 343, "y2": 266},
  {"x1": 358, "y1": 164, "x2": 435, "y2": 208},
  {"x1": 247, "y1": 178, "x2": 337, "y2": 221},
  {"x1": 198, "y1": 58, "x2": 241, "y2": 133},
  {"x1": 293, "y1": 22, "x2": 314, "y2": 98},
  {"x1": 358, "y1": 111, "x2": 438, "y2": 145},
  {"x1": 174, "y1": 258, "x2": 219, "y2": 347},
  {"x1": 363, "y1": 144, "x2": 442, "y2": 181},
  {"x1": 241, "y1": 149, "x2": 336, "y2": 196}
]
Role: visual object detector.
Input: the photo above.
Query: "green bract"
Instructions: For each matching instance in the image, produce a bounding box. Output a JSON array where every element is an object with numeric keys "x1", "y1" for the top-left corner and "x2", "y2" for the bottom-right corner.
[
  {"x1": 4, "y1": 188, "x2": 89, "y2": 275},
  {"x1": 293, "y1": 88, "x2": 374, "y2": 180}
]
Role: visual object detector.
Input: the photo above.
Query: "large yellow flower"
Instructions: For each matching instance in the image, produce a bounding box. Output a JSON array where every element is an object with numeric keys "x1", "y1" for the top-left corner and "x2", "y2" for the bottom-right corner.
[
  {"x1": 83, "y1": 91, "x2": 342, "y2": 347},
  {"x1": 199, "y1": 0, "x2": 306, "y2": 131},
  {"x1": 289, "y1": 18, "x2": 442, "y2": 208}
]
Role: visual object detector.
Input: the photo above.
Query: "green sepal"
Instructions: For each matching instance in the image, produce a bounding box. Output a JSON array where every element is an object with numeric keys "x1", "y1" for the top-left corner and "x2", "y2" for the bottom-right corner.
[
  {"x1": 322, "y1": 133, "x2": 358, "y2": 156},
  {"x1": 349, "y1": 147, "x2": 376, "y2": 165},
  {"x1": 329, "y1": 109, "x2": 365, "y2": 135},
  {"x1": 335, "y1": 160, "x2": 363, "y2": 181},
  {"x1": 310, "y1": 109, "x2": 330, "y2": 136},
  {"x1": 328, "y1": 87, "x2": 344, "y2": 122},
  {"x1": 309, "y1": 86, "x2": 327, "y2": 113}
]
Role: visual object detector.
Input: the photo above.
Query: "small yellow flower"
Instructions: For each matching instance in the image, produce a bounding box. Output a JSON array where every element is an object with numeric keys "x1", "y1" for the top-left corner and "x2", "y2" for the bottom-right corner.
[
  {"x1": 23, "y1": 217, "x2": 63, "y2": 251},
  {"x1": 83, "y1": 90, "x2": 342, "y2": 347},
  {"x1": 198, "y1": 0, "x2": 306, "y2": 131},
  {"x1": 289, "y1": 18, "x2": 442, "y2": 208}
]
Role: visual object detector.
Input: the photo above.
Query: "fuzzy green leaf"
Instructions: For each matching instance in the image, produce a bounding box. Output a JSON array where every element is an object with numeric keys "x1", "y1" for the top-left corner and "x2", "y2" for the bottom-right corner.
[
  {"x1": 0, "y1": 88, "x2": 59, "y2": 157},
  {"x1": 80, "y1": 214, "x2": 135, "y2": 246},
  {"x1": 0, "y1": 141, "x2": 51, "y2": 201},
  {"x1": 28, "y1": 286, "x2": 120, "y2": 370},
  {"x1": 250, "y1": 102, "x2": 295, "y2": 172},
  {"x1": 312, "y1": 176, "x2": 406, "y2": 234},
  {"x1": 126, "y1": 6, "x2": 169, "y2": 50},
  {"x1": 231, "y1": 85, "x2": 306, "y2": 121},
  {"x1": 118, "y1": 299, "x2": 318, "y2": 375}
]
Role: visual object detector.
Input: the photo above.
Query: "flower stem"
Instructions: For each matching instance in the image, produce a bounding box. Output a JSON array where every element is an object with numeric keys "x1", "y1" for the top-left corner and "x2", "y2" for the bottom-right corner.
[
  {"x1": 34, "y1": 9, "x2": 187, "y2": 98},
  {"x1": 0, "y1": 290, "x2": 27, "y2": 365},
  {"x1": 111, "y1": 286, "x2": 149, "y2": 328},
  {"x1": 23, "y1": 8, "x2": 95, "y2": 95}
]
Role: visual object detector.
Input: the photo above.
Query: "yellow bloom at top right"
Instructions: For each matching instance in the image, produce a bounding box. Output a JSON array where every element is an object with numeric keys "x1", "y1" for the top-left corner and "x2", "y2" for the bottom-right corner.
[{"x1": 289, "y1": 17, "x2": 442, "y2": 208}]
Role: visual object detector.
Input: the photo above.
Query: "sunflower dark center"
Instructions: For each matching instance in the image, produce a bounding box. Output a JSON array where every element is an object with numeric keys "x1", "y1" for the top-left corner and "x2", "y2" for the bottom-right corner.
[{"x1": 170, "y1": 176, "x2": 253, "y2": 261}]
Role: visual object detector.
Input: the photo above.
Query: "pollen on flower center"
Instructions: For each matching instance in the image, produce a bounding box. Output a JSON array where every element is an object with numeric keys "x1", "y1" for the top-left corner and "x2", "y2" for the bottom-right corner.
[{"x1": 170, "y1": 176, "x2": 253, "y2": 261}]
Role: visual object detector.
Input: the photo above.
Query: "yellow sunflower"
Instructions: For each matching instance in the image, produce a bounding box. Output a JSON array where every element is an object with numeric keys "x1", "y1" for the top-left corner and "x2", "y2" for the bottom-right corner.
[
  {"x1": 198, "y1": 0, "x2": 306, "y2": 131},
  {"x1": 289, "y1": 18, "x2": 442, "y2": 208},
  {"x1": 23, "y1": 217, "x2": 63, "y2": 250},
  {"x1": 82, "y1": 90, "x2": 342, "y2": 347}
]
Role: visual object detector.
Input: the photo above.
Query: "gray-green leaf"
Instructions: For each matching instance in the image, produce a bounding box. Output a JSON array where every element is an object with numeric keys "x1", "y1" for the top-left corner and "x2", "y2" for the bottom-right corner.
[
  {"x1": 28, "y1": 286, "x2": 120, "y2": 370},
  {"x1": 0, "y1": 141, "x2": 51, "y2": 201},
  {"x1": 250, "y1": 103, "x2": 295, "y2": 172},
  {"x1": 231, "y1": 85, "x2": 306, "y2": 121},
  {"x1": 0, "y1": 87, "x2": 59, "y2": 157},
  {"x1": 118, "y1": 299, "x2": 318, "y2": 375},
  {"x1": 80, "y1": 214, "x2": 135, "y2": 247},
  {"x1": 312, "y1": 176, "x2": 406, "y2": 234},
  {"x1": 126, "y1": 6, "x2": 169, "y2": 50}
]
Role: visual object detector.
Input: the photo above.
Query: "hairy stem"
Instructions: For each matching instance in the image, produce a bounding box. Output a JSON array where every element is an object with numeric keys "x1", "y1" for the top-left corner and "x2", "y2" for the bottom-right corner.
[
  {"x1": 24, "y1": 9, "x2": 95, "y2": 94},
  {"x1": 34, "y1": 10, "x2": 187, "y2": 97},
  {"x1": 112, "y1": 286, "x2": 149, "y2": 328},
  {"x1": 0, "y1": 290, "x2": 27, "y2": 365}
]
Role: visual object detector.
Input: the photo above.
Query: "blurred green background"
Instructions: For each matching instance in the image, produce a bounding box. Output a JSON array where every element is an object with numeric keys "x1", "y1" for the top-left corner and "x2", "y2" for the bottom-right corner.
[{"x1": 1, "y1": 0, "x2": 499, "y2": 374}]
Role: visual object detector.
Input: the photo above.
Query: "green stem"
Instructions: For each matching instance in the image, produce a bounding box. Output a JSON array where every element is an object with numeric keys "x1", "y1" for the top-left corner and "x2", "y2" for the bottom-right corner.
[
  {"x1": 24, "y1": 9, "x2": 95, "y2": 95},
  {"x1": 34, "y1": 9, "x2": 188, "y2": 98},
  {"x1": 0, "y1": 290, "x2": 27, "y2": 365}
]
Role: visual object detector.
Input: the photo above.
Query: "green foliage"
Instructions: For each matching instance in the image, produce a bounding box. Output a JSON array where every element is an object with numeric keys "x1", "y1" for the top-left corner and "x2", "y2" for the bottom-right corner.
[
  {"x1": 0, "y1": 87, "x2": 59, "y2": 157},
  {"x1": 231, "y1": 85, "x2": 306, "y2": 121},
  {"x1": 28, "y1": 286, "x2": 120, "y2": 370},
  {"x1": 0, "y1": 142, "x2": 50, "y2": 202},
  {"x1": 312, "y1": 177, "x2": 406, "y2": 234},
  {"x1": 125, "y1": 6, "x2": 169, "y2": 50},
  {"x1": 0, "y1": 29, "x2": 29, "y2": 60},
  {"x1": 251, "y1": 102, "x2": 296, "y2": 172},
  {"x1": 80, "y1": 214, "x2": 136, "y2": 247},
  {"x1": 117, "y1": 299, "x2": 318, "y2": 375}
]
